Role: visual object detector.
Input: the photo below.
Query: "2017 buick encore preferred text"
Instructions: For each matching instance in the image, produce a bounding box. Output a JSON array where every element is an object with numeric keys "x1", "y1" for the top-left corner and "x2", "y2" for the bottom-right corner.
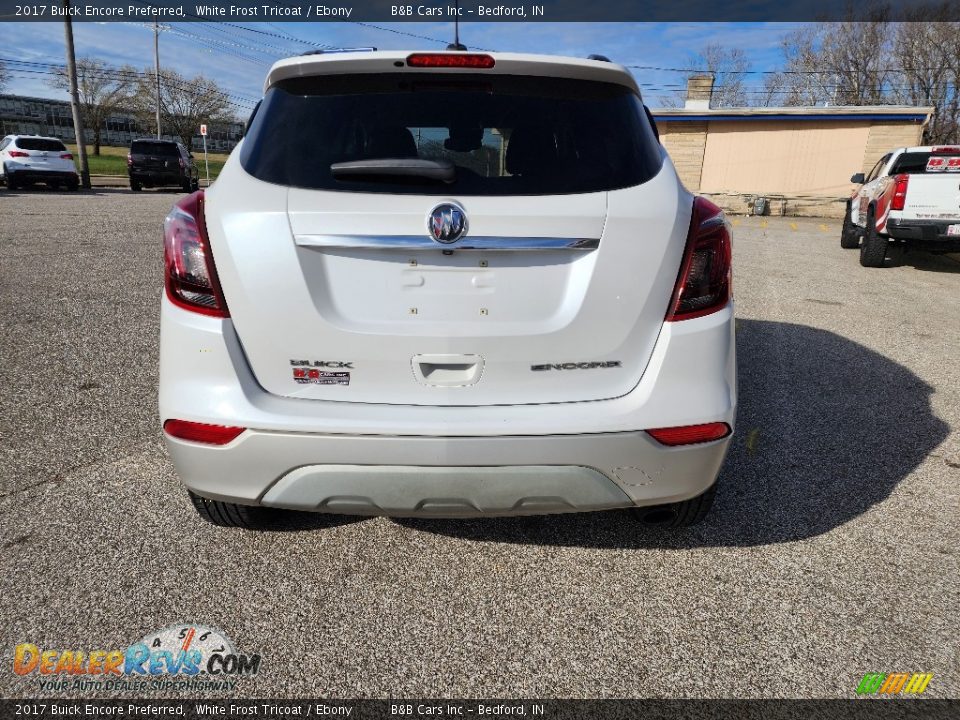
[{"x1": 159, "y1": 51, "x2": 737, "y2": 529}]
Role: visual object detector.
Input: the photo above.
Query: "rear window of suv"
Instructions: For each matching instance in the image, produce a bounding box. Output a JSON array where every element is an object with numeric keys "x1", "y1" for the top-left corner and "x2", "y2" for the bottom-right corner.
[
  {"x1": 16, "y1": 138, "x2": 67, "y2": 151},
  {"x1": 240, "y1": 73, "x2": 662, "y2": 195},
  {"x1": 131, "y1": 141, "x2": 180, "y2": 156}
]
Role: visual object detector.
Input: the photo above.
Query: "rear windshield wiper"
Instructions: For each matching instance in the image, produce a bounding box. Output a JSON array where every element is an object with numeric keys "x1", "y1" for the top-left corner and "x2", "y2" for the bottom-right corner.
[{"x1": 330, "y1": 158, "x2": 455, "y2": 184}]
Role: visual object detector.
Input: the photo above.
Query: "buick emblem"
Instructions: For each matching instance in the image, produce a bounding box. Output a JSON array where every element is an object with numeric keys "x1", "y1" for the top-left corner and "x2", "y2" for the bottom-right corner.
[{"x1": 427, "y1": 203, "x2": 467, "y2": 244}]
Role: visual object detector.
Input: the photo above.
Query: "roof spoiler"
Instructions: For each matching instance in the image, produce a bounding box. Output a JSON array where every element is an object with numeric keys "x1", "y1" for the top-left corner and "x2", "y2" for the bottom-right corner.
[{"x1": 300, "y1": 47, "x2": 377, "y2": 56}]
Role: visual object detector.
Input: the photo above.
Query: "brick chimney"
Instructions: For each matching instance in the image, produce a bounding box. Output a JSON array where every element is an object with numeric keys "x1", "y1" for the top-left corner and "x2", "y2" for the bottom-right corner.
[{"x1": 685, "y1": 74, "x2": 715, "y2": 110}]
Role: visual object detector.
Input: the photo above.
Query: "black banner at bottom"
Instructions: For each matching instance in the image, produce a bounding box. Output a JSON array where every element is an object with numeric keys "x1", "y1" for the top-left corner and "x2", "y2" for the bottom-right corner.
[{"x1": 0, "y1": 700, "x2": 957, "y2": 720}]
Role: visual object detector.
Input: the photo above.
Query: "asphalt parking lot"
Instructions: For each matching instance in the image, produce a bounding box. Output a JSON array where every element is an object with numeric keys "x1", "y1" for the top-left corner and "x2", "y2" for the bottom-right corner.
[{"x1": 0, "y1": 188, "x2": 957, "y2": 700}]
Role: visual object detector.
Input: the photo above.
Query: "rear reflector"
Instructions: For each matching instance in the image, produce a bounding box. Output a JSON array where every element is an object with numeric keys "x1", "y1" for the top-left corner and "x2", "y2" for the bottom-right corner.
[
  {"x1": 163, "y1": 419, "x2": 245, "y2": 445},
  {"x1": 646, "y1": 422, "x2": 731, "y2": 446},
  {"x1": 891, "y1": 174, "x2": 909, "y2": 211},
  {"x1": 407, "y1": 53, "x2": 495, "y2": 69}
]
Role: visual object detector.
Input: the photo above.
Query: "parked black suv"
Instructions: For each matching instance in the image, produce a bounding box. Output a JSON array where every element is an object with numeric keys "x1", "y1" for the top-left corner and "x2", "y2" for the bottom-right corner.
[{"x1": 127, "y1": 139, "x2": 199, "y2": 192}]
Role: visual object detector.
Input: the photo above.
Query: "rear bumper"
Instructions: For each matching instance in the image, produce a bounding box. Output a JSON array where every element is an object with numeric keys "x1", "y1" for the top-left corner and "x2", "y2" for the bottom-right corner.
[
  {"x1": 886, "y1": 218, "x2": 960, "y2": 250},
  {"x1": 4, "y1": 168, "x2": 77, "y2": 183},
  {"x1": 129, "y1": 169, "x2": 186, "y2": 185},
  {"x1": 159, "y1": 295, "x2": 737, "y2": 516},
  {"x1": 166, "y1": 430, "x2": 730, "y2": 516}
]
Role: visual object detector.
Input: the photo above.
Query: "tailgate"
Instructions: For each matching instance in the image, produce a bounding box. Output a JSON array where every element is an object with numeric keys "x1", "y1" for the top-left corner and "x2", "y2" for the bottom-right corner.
[
  {"x1": 206, "y1": 165, "x2": 688, "y2": 407},
  {"x1": 900, "y1": 174, "x2": 960, "y2": 221}
]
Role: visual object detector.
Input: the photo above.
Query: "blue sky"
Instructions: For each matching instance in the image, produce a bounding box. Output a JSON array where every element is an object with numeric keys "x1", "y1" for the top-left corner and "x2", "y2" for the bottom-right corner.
[{"x1": 1, "y1": 21, "x2": 798, "y2": 112}]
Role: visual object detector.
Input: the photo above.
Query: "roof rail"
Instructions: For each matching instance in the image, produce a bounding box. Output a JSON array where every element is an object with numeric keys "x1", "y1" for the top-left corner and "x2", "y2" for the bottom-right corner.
[{"x1": 587, "y1": 54, "x2": 611, "y2": 62}]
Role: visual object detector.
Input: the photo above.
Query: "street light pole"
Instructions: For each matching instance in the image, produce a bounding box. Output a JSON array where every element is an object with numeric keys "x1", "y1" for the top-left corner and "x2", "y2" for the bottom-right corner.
[
  {"x1": 62, "y1": 0, "x2": 90, "y2": 189},
  {"x1": 154, "y1": 18, "x2": 162, "y2": 139}
]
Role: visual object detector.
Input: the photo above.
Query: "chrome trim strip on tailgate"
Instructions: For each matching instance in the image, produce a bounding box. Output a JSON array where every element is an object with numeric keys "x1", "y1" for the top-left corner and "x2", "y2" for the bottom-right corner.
[{"x1": 294, "y1": 235, "x2": 600, "y2": 251}]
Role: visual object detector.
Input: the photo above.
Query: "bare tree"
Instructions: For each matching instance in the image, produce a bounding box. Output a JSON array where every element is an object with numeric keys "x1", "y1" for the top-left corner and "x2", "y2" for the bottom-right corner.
[
  {"x1": 759, "y1": 71, "x2": 788, "y2": 107},
  {"x1": 129, "y1": 68, "x2": 231, "y2": 149},
  {"x1": 775, "y1": 6, "x2": 895, "y2": 106},
  {"x1": 659, "y1": 43, "x2": 752, "y2": 108},
  {"x1": 0, "y1": 60, "x2": 9, "y2": 93},
  {"x1": 773, "y1": 4, "x2": 960, "y2": 142},
  {"x1": 890, "y1": 6, "x2": 959, "y2": 144},
  {"x1": 48, "y1": 58, "x2": 134, "y2": 155}
]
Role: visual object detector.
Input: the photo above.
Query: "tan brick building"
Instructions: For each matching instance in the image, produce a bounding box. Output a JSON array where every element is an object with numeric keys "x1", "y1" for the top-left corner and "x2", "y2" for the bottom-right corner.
[{"x1": 652, "y1": 79, "x2": 933, "y2": 218}]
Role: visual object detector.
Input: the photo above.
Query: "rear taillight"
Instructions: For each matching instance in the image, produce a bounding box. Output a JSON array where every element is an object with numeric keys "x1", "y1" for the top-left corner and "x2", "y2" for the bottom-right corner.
[
  {"x1": 9, "y1": 150, "x2": 28, "y2": 158},
  {"x1": 931, "y1": 146, "x2": 960, "y2": 154},
  {"x1": 163, "y1": 190, "x2": 229, "y2": 317},
  {"x1": 178, "y1": 156, "x2": 185, "y2": 169},
  {"x1": 60, "y1": 153, "x2": 73, "y2": 160},
  {"x1": 163, "y1": 419, "x2": 245, "y2": 445},
  {"x1": 891, "y1": 174, "x2": 909, "y2": 211},
  {"x1": 407, "y1": 53, "x2": 495, "y2": 68},
  {"x1": 647, "y1": 422, "x2": 731, "y2": 446},
  {"x1": 665, "y1": 197, "x2": 732, "y2": 322},
  {"x1": 126, "y1": 154, "x2": 133, "y2": 167}
]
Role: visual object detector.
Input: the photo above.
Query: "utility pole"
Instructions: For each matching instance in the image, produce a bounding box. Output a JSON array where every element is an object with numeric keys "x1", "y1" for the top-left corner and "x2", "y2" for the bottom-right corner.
[
  {"x1": 154, "y1": 18, "x2": 162, "y2": 139},
  {"x1": 62, "y1": 0, "x2": 90, "y2": 189}
]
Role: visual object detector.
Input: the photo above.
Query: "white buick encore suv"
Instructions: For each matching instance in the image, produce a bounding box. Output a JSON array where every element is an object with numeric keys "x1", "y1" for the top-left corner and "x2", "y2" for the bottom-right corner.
[{"x1": 159, "y1": 50, "x2": 736, "y2": 528}]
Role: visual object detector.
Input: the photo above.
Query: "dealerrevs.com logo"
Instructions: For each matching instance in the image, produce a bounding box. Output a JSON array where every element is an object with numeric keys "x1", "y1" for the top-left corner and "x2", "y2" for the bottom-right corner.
[{"x1": 13, "y1": 624, "x2": 262, "y2": 692}]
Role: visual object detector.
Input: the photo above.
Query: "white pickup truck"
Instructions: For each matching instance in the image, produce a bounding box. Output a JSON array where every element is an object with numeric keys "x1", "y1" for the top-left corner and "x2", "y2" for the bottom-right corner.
[{"x1": 842, "y1": 145, "x2": 960, "y2": 267}]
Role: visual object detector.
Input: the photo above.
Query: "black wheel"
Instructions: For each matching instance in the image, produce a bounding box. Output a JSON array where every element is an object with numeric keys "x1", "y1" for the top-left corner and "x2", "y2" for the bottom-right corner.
[
  {"x1": 191, "y1": 179, "x2": 200, "y2": 192},
  {"x1": 5, "y1": 166, "x2": 18, "y2": 191},
  {"x1": 130, "y1": 180, "x2": 142, "y2": 192},
  {"x1": 840, "y1": 201, "x2": 860, "y2": 248},
  {"x1": 182, "y1": 179, "x2": 192, "y2": 193},
  {"x1": 188, "y1": 490, "x2": 281, "y2": 528},
  {"x1": 67, "y1": 181, "x2": 79, "y2": 192},
  {"x1": 632, "y1": 482, "x2": 717, "y2": 529},
  {"x1": 859, "y1": 206, "x2": 888, "y2": 268}
]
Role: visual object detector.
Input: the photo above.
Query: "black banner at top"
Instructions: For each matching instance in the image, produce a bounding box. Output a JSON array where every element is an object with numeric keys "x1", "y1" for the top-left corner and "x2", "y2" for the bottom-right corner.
[{"x1": 1, "y1": 0, "x2": 959, "y2": 23}]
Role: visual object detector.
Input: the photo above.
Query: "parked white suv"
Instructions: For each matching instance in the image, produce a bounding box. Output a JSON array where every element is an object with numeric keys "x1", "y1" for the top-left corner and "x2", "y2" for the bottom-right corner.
[
  {"x1": 159, "y1": 51, "x2": 736, "y2": 529},
  {"x1": 0, "y1": 135, "x2": 79, "y2": 190}
]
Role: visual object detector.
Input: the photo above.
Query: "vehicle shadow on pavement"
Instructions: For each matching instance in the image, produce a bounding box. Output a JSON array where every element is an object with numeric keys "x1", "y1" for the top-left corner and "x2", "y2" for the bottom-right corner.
[
  {"x1": 241, "y1": 508, "x2": 363, "y2": 533},
  {"x1": 393, "y1": 319, "x2": 950, "y2": 548},
  {"x1": 893, "y1": 250, "x2": 960, "y2": 273}
]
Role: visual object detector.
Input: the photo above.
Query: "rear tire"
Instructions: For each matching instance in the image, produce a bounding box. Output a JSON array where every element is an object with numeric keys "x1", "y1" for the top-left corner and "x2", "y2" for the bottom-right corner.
[
  {"x1": 840, "y1": 201, "x2": 860, "y2": 249},
  {"x1": 188, "y1": 491, "x2": 279, "y2": 528},
  {"x1": 67, "y1": 180, "x2": 79, "y2": 192},
  {"x1": 130, "y1": 180, "x2": 142, "y2": 192},
  {"x1": 5, "y1": 167, "x2": 18, "y2": 191},
  {"x1": 182, "y1": 179, "x2": 192, "y2": 193},
  {"x1": 632, "y1": 482, "x2": 717, "y2": 529},
  {"x1": 859, "y1": 206, "x2": 888, "y2": 267}
]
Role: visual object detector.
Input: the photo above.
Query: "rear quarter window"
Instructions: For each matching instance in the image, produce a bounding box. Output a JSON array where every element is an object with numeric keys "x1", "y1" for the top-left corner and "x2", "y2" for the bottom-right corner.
[
  {"x1": 240, "y1": 73, "x2": 662, "y2": 195},
  {"x1": 16, "y1": 138, "x2": 67, "y2": 151}
]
